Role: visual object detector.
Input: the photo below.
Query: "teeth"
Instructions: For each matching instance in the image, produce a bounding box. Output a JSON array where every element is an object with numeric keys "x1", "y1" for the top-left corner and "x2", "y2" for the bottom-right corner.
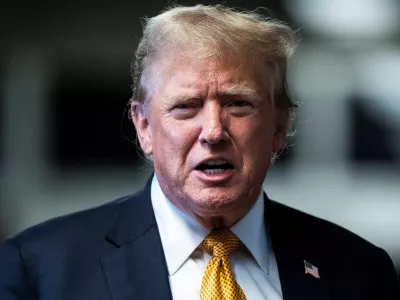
[
  {"x1": 204, "y1": 159, "x2": 227, "y2": 166},
  {"x1": 203, "y1": 169, "x2": 227, "y2": 174}
]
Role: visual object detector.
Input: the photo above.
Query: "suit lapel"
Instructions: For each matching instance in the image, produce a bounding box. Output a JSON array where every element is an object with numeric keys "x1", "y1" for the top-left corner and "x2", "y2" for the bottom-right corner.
[
  {"x1": 100, "y1": 176, "x2": 173, "y2": 300},
  {"x1": 99, "y1": 178, "x2": 332, "y2": 300},
  {"x1": 265, "y1": 197, "x2": 331, "y2": 300}
]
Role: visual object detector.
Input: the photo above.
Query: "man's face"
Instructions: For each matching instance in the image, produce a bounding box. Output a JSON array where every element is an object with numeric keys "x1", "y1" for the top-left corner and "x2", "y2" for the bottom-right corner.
[{"x1": 134, "y1": 58, "x2": 287, "y2": 226}]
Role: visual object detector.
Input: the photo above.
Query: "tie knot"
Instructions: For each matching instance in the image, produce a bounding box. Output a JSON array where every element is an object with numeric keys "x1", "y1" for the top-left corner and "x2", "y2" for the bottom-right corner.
[{"x1": 201, "y1": 229, "x2": 241, "y2": 257}]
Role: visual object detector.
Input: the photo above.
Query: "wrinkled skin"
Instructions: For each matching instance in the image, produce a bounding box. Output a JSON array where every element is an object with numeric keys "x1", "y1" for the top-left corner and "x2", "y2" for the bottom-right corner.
[{"x1": 132, "y1": 58, "x2": 288, "y2": 228}]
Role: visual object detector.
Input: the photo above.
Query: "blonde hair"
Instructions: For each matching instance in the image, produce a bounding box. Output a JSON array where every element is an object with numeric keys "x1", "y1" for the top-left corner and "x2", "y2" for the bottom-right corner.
[{"x1": 131, "y1": 4, "x2": 299, "y2": 143}]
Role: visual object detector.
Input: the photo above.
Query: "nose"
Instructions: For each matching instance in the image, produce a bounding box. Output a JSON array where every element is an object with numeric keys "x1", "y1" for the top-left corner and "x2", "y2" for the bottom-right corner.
[{"x1": 199, "y1": 102, "x2": 229, "y2": 145}]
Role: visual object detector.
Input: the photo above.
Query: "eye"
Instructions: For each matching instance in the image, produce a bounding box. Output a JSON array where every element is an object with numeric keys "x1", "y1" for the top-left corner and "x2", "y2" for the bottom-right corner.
[
  {"x1": 171, "y1": 102, "x2": 199, "y2": 119},
  {"x1": 173, "y1": 104, "x2": 191, "y2": 109},
  {"x1": 228, "y1": 100, "x2": 253, "y2": 108}
]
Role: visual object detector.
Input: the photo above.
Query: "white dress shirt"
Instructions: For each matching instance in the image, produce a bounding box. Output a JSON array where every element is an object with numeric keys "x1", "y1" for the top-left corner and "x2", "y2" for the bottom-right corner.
[{"x1": 151, "y1": 175, "x2": 283, "y2": 300}]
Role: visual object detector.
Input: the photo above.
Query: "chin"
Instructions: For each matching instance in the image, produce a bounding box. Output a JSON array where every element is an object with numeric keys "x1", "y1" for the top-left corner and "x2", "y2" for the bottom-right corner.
[{"x1": 189, "y1": 192, "x2": 244, "y2": 215}]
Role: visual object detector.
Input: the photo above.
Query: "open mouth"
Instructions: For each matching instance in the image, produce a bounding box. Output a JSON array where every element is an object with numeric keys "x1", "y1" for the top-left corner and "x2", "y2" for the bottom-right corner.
[{"x1": 195, "y1": 159, "x2": 234, "y2": 175}]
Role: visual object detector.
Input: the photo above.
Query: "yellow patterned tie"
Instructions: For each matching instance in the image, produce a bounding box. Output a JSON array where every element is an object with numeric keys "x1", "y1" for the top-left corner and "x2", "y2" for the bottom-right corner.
[{"x1": 200, "y1": 229, "x2": 247, "y2": 300}]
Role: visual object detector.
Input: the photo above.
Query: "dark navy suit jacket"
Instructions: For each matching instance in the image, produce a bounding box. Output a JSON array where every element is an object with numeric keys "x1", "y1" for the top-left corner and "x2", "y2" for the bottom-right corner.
[{"x1": 1, "y1": 176, "x2": 399, "y2": 299}]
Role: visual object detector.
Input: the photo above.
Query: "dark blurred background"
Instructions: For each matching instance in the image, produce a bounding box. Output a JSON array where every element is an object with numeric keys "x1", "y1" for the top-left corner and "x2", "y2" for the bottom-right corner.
[{"x1": 1, "y1": 0, "x2": 399, "y2": 278}]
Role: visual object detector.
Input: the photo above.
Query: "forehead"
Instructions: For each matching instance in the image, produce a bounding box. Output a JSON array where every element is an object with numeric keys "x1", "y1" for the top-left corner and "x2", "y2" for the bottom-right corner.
[{"x1": 157, "y1": 56, "x2": 268, "y2": 96}]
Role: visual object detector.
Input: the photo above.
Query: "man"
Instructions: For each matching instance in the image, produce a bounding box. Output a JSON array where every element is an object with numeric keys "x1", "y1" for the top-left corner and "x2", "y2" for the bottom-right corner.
[{"x1": 0, "y1": 4, "x2": 399, "y2": 300}]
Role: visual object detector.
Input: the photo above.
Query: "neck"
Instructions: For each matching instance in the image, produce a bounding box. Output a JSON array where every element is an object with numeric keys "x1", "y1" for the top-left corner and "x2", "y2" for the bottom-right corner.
[{"x1": 188, "y1": 203, "x2": 253, "y2": 229}]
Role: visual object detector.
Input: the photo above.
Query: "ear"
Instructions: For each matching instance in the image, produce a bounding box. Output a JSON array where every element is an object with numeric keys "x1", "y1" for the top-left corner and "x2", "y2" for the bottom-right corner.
[
  {"x1": 130, "y1": 99, "x2": 153, "y2": 155},
  {"x1": 272, "y1": 108, "x2": 289, "y2": 153}
]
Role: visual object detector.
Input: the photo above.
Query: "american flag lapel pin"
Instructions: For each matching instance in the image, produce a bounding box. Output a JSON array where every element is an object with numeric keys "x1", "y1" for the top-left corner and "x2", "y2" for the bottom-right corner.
[{"x1": 304, "y1": 260, "x2": 320, "y2": 279}]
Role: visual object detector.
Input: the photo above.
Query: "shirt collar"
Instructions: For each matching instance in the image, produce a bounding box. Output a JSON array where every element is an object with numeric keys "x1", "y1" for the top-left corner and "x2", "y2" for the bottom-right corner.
[
  {"x1": 231, "y1": 190, "x2": 270, "y2": 274},
  {"x1": 151, "y1": 175, "x2": 210, "y2": 275},
  {"x1": 151, "y1": 175, "x2": 269, "y2": 275}
]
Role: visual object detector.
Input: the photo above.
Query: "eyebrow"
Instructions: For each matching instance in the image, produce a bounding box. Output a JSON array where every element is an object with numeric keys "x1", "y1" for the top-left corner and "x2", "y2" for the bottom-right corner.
[
  {"x1": 163, "y1": 92, "x2": 203, "y2": 103},
  {"x1": 220, "y1": 83, "x2": 263, "y2": 102},
  {"x1": 163, "y1": 83, "x2": 263, "y2": 103}
]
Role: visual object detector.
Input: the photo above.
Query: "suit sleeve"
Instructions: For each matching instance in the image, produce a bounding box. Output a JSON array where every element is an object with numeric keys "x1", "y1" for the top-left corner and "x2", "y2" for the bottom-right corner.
[
  {"x1": 0, "y1": 238, "x2": 34, "y2": 300},
  {"x1": 377, "y1": 247, "x2": 400, "y2": 299}
]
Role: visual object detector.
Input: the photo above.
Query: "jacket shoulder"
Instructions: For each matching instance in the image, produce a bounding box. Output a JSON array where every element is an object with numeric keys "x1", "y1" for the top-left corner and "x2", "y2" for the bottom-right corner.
[
  {"x1": 267, "y1": 200, "x2": 400, "y2": 297},
  {"x1": 5, "y1": 192, "x2": 142, "y2": 250},
  {"x1": 268, "y1": 199, "x2": 382, "y2": 256}
]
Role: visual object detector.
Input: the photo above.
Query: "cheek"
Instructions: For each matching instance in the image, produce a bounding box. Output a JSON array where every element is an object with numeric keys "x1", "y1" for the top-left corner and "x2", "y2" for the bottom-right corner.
[
  {"x1": 153, "y1": 119, "x2": 199, "y2": 165},
  {"x1": 232, "y1": 117, "x2": 274, "y2": 148},
  {"x1": 231, "y1": 117, "x2": 274, "y2": 166}
]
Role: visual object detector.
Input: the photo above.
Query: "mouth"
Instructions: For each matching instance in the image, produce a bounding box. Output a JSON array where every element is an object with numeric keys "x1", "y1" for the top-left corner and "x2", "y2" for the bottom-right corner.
[{"x1": 195, "y1": 158, "x2": 235, "y2": 175}]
